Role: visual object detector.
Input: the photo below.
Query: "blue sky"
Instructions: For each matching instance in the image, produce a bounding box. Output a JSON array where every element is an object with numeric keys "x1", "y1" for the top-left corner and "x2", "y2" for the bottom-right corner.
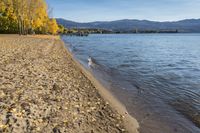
[{"x1": 46, "y1": 0, "x2": 200, "y2": 22}]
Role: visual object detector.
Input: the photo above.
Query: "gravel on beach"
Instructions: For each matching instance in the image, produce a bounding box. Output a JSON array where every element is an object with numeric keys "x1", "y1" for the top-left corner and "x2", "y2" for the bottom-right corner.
[{"x1": 0, "y1": 35, "x2": 128, "y2": 133}]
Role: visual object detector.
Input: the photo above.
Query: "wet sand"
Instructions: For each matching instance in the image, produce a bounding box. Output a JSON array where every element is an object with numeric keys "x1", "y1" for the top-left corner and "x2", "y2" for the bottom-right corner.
[{"x1": 0, "y1": 35, "x2": 139, "y2": 133}]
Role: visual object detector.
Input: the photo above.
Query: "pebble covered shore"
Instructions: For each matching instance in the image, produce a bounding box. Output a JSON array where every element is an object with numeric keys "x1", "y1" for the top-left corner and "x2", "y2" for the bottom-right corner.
[{"x1": 0, "y1": 35, "x2": 130, "y2": 133}]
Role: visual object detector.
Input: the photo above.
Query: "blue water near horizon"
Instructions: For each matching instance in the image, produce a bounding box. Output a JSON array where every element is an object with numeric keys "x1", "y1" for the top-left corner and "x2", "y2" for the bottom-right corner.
[{"x1": 62, "y1": 34, "x2": 200, "y2": 133}]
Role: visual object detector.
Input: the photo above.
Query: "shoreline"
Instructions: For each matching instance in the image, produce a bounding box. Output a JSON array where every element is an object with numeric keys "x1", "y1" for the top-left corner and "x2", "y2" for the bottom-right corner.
[
  {"x1": 60, "y1": 40, "x2": 139, "y2": 133},
  {"x1": 62, "y1": 34, "x2": 200, "y2": 133},
  {"x1": 0, "y1": 35, "x2": 139, "y2": 133}
]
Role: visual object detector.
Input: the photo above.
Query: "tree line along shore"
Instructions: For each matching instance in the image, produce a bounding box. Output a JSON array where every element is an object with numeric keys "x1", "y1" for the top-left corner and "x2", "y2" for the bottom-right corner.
[
  {"x1": 0, "y1": 0, "x2": 99, "y2": 36},
  {"x1": 0, "y1": 0, "x2": 179, "y2": 36},
  {"x1": 0, "y1": 0, "x2": 59, "y2": 35}
]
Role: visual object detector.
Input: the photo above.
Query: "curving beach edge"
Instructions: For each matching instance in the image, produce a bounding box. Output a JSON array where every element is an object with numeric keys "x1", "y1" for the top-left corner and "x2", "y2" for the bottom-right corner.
[
  {"x1": 61, "y1": 39, "x2": 140, "y2": 133},
  {"x1": 0, "y1": 35, "x2": 139, "y2": 133}
]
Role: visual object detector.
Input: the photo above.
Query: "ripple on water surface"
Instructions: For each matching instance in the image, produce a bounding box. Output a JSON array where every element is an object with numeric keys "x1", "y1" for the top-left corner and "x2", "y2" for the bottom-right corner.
[{"x1": 63, "y1": 34, "x2": 200, "y2": 133}]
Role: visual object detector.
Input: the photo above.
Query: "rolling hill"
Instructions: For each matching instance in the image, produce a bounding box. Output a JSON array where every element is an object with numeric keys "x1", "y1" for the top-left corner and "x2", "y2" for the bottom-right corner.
[{"x1": 56, "y1": 18, "x2": 200, "y2": 33}]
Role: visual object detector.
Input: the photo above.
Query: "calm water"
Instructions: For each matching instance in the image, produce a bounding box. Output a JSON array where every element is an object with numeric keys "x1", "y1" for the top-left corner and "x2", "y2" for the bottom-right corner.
[{"x1": 62, "y1": 34, "x2": 200, "y2": 133}]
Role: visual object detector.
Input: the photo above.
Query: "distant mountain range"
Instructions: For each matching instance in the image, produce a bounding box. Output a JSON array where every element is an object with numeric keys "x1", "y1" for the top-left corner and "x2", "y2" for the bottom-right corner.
[{"x1": 56, "y1": 18, "x2": 200, "y2": 33}]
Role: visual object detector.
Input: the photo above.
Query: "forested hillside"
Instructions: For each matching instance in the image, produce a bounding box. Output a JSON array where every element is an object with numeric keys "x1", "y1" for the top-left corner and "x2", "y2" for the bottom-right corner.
[
  {"x1": 57, "y1": 18, "x2": 200, "y2": 33},
  {"x1": 0, "y1": 0, "x2": 59, "y2": 34}
]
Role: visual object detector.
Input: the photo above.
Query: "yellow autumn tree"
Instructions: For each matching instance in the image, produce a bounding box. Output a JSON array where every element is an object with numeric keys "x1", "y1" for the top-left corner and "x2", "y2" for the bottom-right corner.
[
  {"x1": 0, "y1": 0, "x2": 18, "y2": 33},
  {"x1": 58, "y1": 24, "x2": 65, "y2": 34},
  {"x1": 31, "y1": 0, "x2": 48, "y2": 30},
  {"x1": 0, "y1": 0, "x2": 59, "y2": 34},
  {"x1": 47, "y1": 18, "x2": 59, "y2": 35}
]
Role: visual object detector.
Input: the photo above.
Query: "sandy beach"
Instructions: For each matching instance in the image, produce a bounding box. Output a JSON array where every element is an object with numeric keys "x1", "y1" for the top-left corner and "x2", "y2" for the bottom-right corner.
[{"x1": 0, "y1": 35, "x2": 139, "y2": 133}]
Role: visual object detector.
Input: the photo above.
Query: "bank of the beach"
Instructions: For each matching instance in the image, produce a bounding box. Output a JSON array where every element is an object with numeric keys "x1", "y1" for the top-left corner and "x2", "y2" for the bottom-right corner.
[{"x1": 0, "y1": 35, "x2": 139, "y2": 133}]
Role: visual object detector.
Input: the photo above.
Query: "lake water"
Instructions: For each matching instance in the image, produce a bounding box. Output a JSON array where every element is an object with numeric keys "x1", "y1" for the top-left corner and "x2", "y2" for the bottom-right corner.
[{"x1": 62, "y1": 34, "x2": 200, "y2": 133}]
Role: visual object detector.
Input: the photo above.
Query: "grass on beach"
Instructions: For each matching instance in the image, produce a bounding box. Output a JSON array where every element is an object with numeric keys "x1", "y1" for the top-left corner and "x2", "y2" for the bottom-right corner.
[{"x1": 0, "y1": 35, "x2": 135, "y2": 133}]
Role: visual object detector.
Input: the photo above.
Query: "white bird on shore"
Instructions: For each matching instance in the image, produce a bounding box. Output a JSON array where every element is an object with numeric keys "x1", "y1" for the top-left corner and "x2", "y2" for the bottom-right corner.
[{"x1": 88, "y1": 56, "x2": 93, "y2": 67}]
